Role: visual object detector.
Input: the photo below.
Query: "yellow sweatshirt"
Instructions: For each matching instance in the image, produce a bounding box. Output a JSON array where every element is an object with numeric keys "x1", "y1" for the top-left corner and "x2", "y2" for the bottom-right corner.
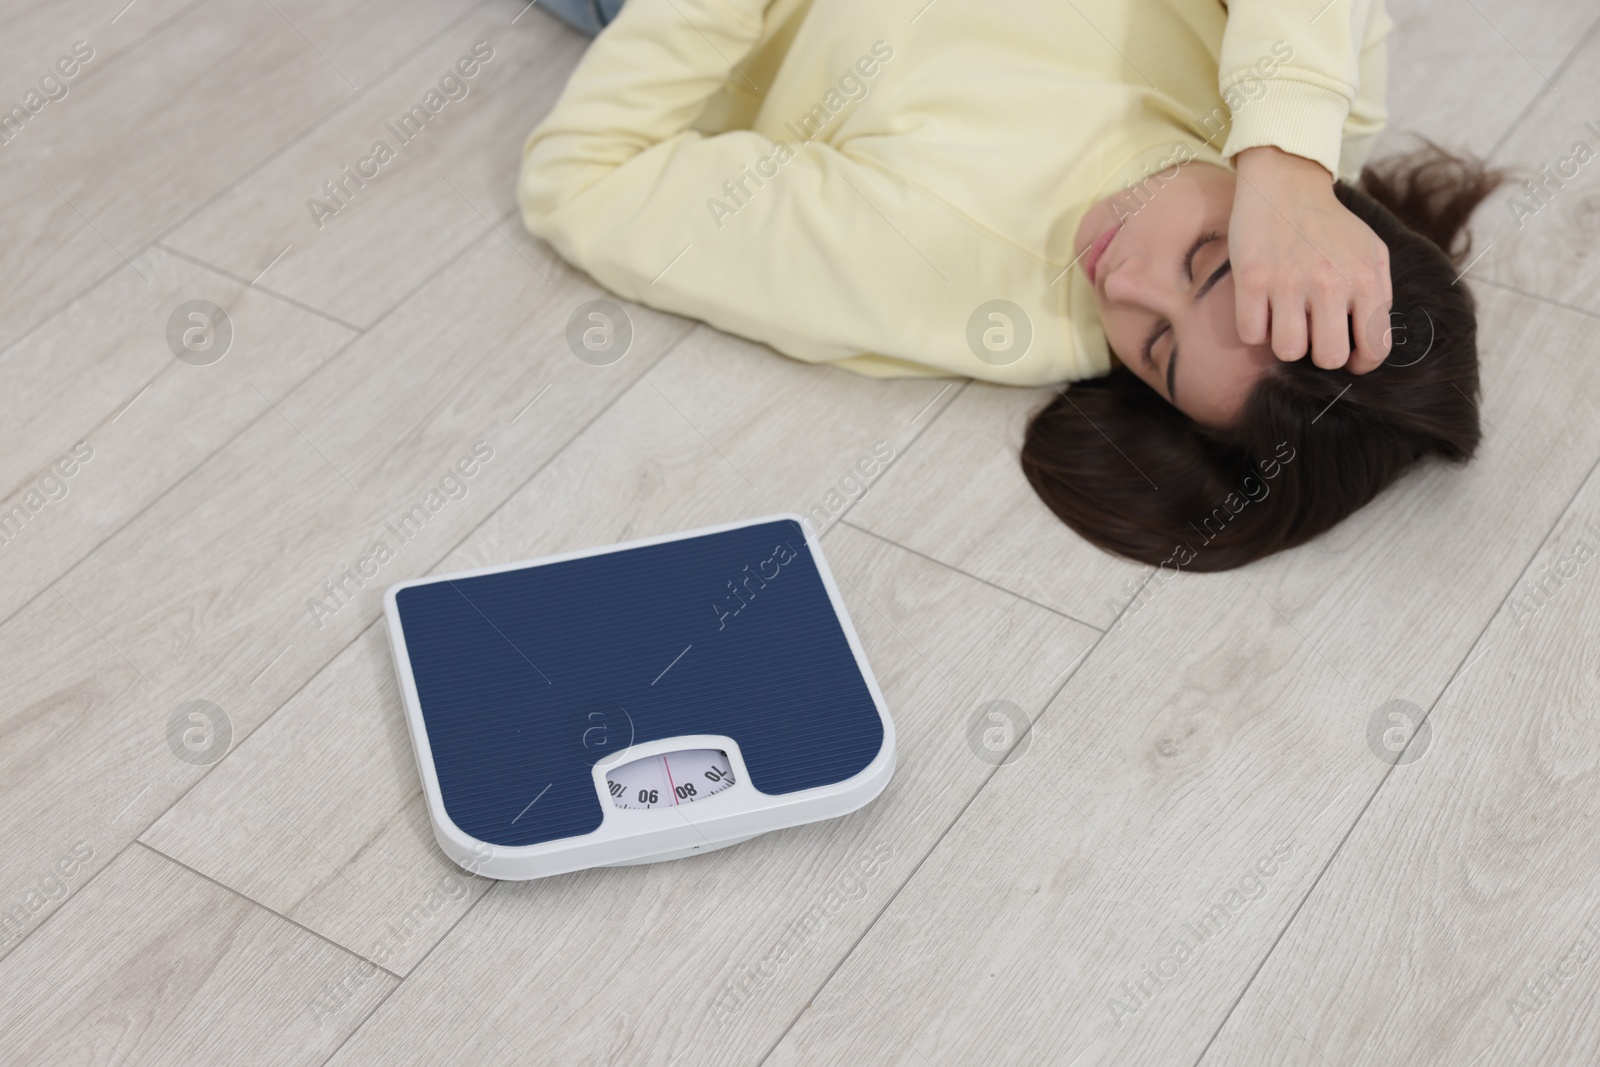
[{"x1": 518, "y1": 0, "x2": 1392, "y2": 386}]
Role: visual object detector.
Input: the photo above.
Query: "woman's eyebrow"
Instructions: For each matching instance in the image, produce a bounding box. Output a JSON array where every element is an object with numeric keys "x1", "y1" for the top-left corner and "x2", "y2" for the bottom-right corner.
[{"x1": 1195, "y1": 258, "x2": 1231, "y2": 304}]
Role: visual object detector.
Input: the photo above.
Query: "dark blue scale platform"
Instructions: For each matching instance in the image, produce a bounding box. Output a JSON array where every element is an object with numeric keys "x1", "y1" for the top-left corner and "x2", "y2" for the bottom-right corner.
[{"x1": 392, "y1": 518, "x2": 884, "y2": 848}]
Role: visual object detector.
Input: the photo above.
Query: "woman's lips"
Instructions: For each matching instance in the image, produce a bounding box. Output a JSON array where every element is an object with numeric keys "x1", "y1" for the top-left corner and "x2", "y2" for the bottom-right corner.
[{"x1": 1084, "y1": 221, "x2": 1123, "y2": 286}]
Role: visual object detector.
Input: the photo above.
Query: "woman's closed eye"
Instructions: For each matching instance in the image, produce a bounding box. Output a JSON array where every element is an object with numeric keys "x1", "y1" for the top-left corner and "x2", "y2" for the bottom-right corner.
[
  {"x1": 1141, "y1": 229, "x2": 1224, "y2": 381},
  {"x1": 1140, "y1": 319, "x2": 1167, "y2": 374},
  {"x1": 1186, "y1": 229, "x2": 1223, "y2": 281}
]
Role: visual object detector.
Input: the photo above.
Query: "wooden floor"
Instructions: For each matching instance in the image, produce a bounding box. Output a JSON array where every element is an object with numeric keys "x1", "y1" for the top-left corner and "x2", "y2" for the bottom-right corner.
[{"x1": 3, "y1": 0, "x2": 1598, "y2": 1063}]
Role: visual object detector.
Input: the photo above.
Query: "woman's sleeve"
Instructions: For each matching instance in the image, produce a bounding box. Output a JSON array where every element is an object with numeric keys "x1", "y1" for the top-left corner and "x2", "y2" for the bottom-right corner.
[
  {"x1": 1336, "y1": 1, "x2": 1391, "y2": 184},
  {"x1": 1216, "y1": 0, "x2": 1393, "y2": 183},
  {"x1": 516, "y1": 0, "x2": 989, "y2": 375}
]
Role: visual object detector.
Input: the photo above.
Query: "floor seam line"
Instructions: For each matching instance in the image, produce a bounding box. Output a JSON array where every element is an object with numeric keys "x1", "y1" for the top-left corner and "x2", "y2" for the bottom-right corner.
[
  {"x1": 132, "y1": 840, "x2": 406, "y2": 980},
  {"x1": 839, "y1": 518, "x2": 1109, "y2": 633},
  {"x1": 153, "y1": 242, "x2": 367, "y2": 334}
]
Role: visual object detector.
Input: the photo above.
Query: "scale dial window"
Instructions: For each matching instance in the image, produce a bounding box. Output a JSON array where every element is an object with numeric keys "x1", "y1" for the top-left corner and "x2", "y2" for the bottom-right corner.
[{"x1": 606, "y1": 748, "x2": 736, "y2": 810}]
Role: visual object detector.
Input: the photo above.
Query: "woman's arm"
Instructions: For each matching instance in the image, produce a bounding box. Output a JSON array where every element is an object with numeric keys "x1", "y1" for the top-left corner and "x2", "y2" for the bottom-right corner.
[
  {"x1": 1216, "y1": 0, "x2": 1390, "y2": 182},
  {"x1": 1338, "y1": 1, "x2": 1393, "y2": 184},
  {"x1": 519, "y1": 0, "x2": 768, "y2": 217},
  {"x1": 517, "y1": 0, "x2": 1028, "y2": 379},
  {"x1": 1217, "y1": 0, "x2": 1395, "y2": 373}
]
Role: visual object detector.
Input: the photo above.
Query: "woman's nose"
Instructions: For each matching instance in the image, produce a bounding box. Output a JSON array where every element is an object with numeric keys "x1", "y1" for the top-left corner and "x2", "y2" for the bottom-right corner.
[{"x1": 1102, "y1": 256, "x2": 1152, "y2": 304}]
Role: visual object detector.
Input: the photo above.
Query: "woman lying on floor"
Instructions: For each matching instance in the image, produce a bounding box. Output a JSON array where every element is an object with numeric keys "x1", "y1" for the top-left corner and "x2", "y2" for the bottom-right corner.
[{"x1": 517, "y1": 0, "x2": 1506, "y2": 570}]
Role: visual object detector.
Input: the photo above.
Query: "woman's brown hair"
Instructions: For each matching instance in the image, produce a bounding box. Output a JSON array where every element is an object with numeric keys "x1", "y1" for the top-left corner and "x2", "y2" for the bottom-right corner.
[{"x1": 1020, "y1": 136, "x2": 1512, "y2": 572}]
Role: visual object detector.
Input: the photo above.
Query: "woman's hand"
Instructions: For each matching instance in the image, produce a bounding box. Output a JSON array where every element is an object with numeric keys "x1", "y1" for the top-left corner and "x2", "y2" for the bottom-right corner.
[{"x1": 1229, "y1": 145, "x2": 1392, "y2": 374}]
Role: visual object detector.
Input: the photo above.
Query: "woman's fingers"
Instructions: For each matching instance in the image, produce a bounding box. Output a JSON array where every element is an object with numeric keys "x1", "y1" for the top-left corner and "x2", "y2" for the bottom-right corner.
[
  {"x1": 1271, "y1": 277, "x2": 1390, "y2": 372},
  {"x1": 1310, "y1": 282, "x2": 1351, "y2": 369},
  {"x1": 1270, "y1": 290, "x2": 1309, "y2": 362},
  {"x1": 1235, "y1": 269, "x2": 1271, "y2": 346},
  {"x1": 1349, "y1": 293, "x2": 1393, "y2": 374},
  {"x1": 1225, "y1": 150, "x2": 1395, "y2": 374},
  {"x1": 1349, "y1": 240, "x2": 1394, "y2": 374}
]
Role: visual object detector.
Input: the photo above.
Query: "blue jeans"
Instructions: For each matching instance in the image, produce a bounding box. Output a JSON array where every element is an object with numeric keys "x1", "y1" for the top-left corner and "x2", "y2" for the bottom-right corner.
[{"x1": 534, "y1": 0, "x2": 627, "y2": 36}]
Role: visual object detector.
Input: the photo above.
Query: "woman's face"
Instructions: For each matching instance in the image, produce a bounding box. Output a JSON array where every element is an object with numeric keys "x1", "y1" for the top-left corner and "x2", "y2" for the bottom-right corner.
[{"x1": 1075, "y1": 160, "x2": 1279, "y2": 429}]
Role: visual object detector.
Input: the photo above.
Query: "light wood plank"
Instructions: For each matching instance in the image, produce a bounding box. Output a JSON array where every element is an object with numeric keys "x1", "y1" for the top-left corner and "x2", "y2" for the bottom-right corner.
[
  {"x1": 0, "y1": 0, "x2": 356, "y2": 352},
  {"x1": 0, "y1": 225, "x2": 688, "y2": 962},
  {"x1": 267, "y1": 0, "x2": 488, "y2": 90},
  {"x1": 0, "y1": 588, "x2": 147, "y2": 964},
  {"x1": 140, "y1": 624, "x2": 490, "y2": 978},
  {"x1": 323, "y1": 520, "x2": 1100, "y2": 1066},
  {"x1": 139, "y1": 323, "x2": 964, "y2": 974},
  {"x1": 0, "y1": 245, "x2": 356, "y2": 623},
  {"x1": 445, "y1": 326, "x2": 964, "y2": 573},
  {"x1": 164, "y1": 5, "x2": 589, "y2": 326},
  {"x1": 0, "y1": 843, "x2": 396, "y2": 1065},
  {"x1": 764, "y1": 284, "x2": 1600, "y2": 1064},
  {"x1": 846, "y1": 380, "x2": 1144, "y2": 629},
  {"x1": 1477, "y1": 19, "x2": 1600, "y2": 316},
  {"x1": 0, "y1": 0, "x2": 199, "y2": 98},
  {"x1": 1198, "y1": 472, "x2": 1600, "y2": 1066},
  {"x1": 1372, "y1": 1, "x2": 1598, "y2": 162}
]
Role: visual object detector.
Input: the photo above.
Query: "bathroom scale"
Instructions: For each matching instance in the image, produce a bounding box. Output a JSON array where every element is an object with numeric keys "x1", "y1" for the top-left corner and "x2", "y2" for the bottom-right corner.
[{"x1": 383, "y1": 514, "x2": 895, "y2": 881}]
